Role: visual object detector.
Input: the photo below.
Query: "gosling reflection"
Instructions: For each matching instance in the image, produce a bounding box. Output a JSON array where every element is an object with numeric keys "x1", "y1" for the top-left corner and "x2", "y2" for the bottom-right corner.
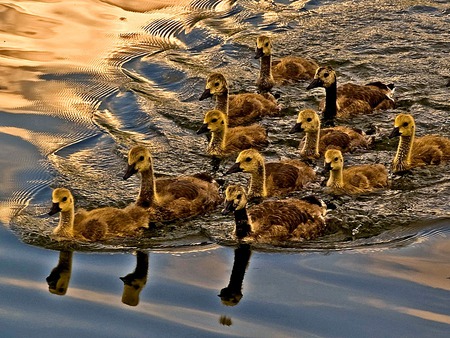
[
  {"x1": 219, "y1": 244, "x2": 251, "y2": 306},
  {"x1": 46, "y1": 251, "x2": 73, "y2": 296},
  {"x1": 120, "y1": 251, "x2": 149, "y2": 306}
]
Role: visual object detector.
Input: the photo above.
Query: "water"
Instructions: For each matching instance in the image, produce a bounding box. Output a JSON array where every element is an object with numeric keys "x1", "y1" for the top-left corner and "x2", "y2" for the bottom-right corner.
[{"x1": 1, "y1": 0, "x2": 449, "y2": 336}]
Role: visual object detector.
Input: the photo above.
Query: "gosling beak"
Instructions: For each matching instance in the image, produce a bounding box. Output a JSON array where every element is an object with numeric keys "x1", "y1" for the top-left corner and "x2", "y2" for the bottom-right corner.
[
  {"x1": 324, "y1": 162, "x2": 332, "y2": 171},
  {"x1": 221, "y1": 200, "x2": 236, "y2": 215},
  {"x1": 254, "y1": 47, "x2": 264, "y2": 59},
  {"x1": 389, "y1": 126, "x2": 401, "y2": 138},
  {"x1": 196, "y1": 123, "x2": 210, "y2": 135},
  {"x1": 226, "y1": 162, "x2": 243, "y2": 175},
  {"x1": 48, "y1": 203, "x2": 61, "y2": 216},
  {"x1": 289, "y1": 122, "x2": 303, "y2": 134},
  {"x1": 123, "y1": 163, "x2": 138, "y2": 180},
  {"x1": 306, "y1": 78, "x2": 323, "y2": 90},
  {"x1": 199, "y1": 88, "x2": 212, "y2": 101}
]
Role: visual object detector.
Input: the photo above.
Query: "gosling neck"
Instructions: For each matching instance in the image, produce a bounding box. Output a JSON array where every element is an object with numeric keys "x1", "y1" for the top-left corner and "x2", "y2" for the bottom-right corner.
[
  {"x1": 54, "y1": 206, "x2": 75, "y2": 238},
  {"x1": 393, "y1": 134, "x2": 414, "y2": 173},
  {"x1": 257, "y1": 54, "x2": 275, "y2": 93},
  {"x1": 208, "y1": 125, "x2": 228, "y2": 156},
  {"x1": 214, "y1": 89, "x2": 229, "y2": 116},
  {"x1": 301, "y1": 130, "x2": 320, "y2": 158},
  {"x1": 137, "y1": 166, "x2": 158, "y2": 208},
  {"x1": 324, "y1": 81, "x2": 338, "y2": 122},
  {"x1": 327, "y1": 168, "x2": 344, "y2": 189},
  {"x1": 248, "y1": 162, "x2": 267, "y2": 198},
  {"x1": 233, "y1": 208, "x2": 251, "y2": 238}
]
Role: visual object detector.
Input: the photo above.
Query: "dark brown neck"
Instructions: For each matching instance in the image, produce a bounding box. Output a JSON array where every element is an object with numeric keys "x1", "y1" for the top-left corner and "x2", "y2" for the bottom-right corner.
[
  {"x1": 324, "y1": 81, "x2": 337, "y2": 122},
  {"x1": 234, "y1": 208, "x2": 251, "y2": 238}
]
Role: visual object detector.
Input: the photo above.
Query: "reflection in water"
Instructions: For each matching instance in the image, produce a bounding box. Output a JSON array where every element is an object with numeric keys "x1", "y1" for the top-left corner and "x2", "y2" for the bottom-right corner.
[
  {"x1": 46, "y1": 251, "x2": 73, "y2": 296},
  {"x1": 120, "y1": 251, "x2": 149, "y2": 307},
  {"x1": 219, "y1": 244, "x2": 251, "y2": 306}
]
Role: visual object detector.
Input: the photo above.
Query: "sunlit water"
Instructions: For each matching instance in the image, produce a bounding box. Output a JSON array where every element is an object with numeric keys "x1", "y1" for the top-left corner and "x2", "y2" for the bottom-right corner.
[{"x1": 0, "y1": 0, "x2": 449, "y2": 336}]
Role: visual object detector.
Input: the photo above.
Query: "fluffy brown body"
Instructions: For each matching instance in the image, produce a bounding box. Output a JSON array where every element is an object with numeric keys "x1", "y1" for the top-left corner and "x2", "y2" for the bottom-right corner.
[
  {"x1": 50, "y1": 188, "x2": 149, "y2": 241},
  {"x1": 390, "y1": 114, "x2": 450, "y2": 173},
  {"x1": 255, "y1": 35, "x2": 318, "y2": 92},
  {"x1": 291, "y1": 109, "x2": 368, "y2": 159},
  {"x1": 200, "y1": 73, "x2": 280, "y2": 126},
  {"x1": 324, "y1": 149, "x2": 388, "y2": 194},
  {"x1": 198, "y1": 110, "x2": 268, "y2": 157},
  {"x1": 224, "y1": 185, "x2": 326, "y2": 242},
  {"x1": 124, "y1": 146, "x2": 222, "y2": 221},
  {"x1": 227, "y1": 149, "x2": 315, "y2": 199}
]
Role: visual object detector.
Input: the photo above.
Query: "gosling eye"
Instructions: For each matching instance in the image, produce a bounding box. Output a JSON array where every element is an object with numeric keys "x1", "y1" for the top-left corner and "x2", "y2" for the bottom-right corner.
[
  {"x1": 265, "y1": 42, "x2": 269, "y2": 47},
  {"x1": 324, "y1": 73, "x2": 329, "y2": 78},
  {"x1": 214, "y1": 82, "x2": 220, "y2": 87},
  {"x1": 236, "y1": 194, "x2": 242, "y2": 200},
  {"x1": 306, "y1": 117, "x2": 312, "y2": 122},
  {"x1": 402, "y1": 122, "x2": 408, "y2": 127},
  {"x1": 139, "y1": 156, "x2": 144, "y2": 161},
  {"x1": 245, "y1": 157, "x2": 252, "y2": 162},
  {"x1": 334, "y1": 157, "x2": 339, "y2": 161},
  {"x1": 62, "y1": 197, "x2": 67, "y2": 202},
  {"x1": 211, "y1": 118, "x2": 218, "y2": 123}
]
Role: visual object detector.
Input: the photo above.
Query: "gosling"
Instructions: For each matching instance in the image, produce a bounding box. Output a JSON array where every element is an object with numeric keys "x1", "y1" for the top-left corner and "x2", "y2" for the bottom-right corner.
[
  {"x1": 255, "y1": 35, "x2": 318, "y2": 92},
  {"x1": 123, "y1": 146, "x2": 222, "y2": 221},
  {"x1": 226, "y1": 149, "x2": 315, "y2": 200},
  {"x1": 199, "y1": 72, "x2": 280, "y2": 126},
  {"x1": 389, "y1": 113, "x2": 450, "y2": 173},
  {"x1": 290, "y1": 109, "x2": 369, "y2": 159},
  {"x1": 49, "y1": 188, "x2": 149, "y2": 241},
  {"x1": 196, "y1": 109, "x2": 268, "y2": 158},
  {"x1": 324, "y1": 149, "x2": 388, "y2": 194},
  {"x1": 222, "y1": 185, "x2": 327, "y2": 242},
  {"x1": 307, "y1": 66, "x2": 395, "y2": 124}
]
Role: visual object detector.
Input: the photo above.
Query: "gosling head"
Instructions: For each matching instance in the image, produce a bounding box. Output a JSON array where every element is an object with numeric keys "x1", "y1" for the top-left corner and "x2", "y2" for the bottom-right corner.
[
  {"x1": 255, "y1": 35, "x2": 272, "y2": 59},
  {"x1": 307, "y1": 66, "x2": 336, "y2": 90},
  {"x1": 123, "y1": 146, "x2": 153, "y2": 180},
  {"x1": 196, "y1": 109, "x2": 226, "y2": 135},
  {"x1": 222, "y1": 185, "x2": 248, "y2": 215},
  {"x1": 199, "y1": 73, "x2": 228, "y2": 100},
  {"x1": 324, "y1": 149, "x2": 344, "y2": 172},
  {"x1": 389, "y1": 113, "x2": 415, "y2": 138},
  {"x1": 290, "y1": 109, "x2": 320, "y2": 134},
  {"x1": 49, "y1": 188, "x2": 74, "y2": 216},
  {"x1": 226, "y1": 149, "x2": 264, "y2": 175}
]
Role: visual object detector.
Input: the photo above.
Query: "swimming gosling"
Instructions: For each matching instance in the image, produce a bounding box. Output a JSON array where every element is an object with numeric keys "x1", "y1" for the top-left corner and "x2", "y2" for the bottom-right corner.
[
  {"x1": 290, "y1": 109, "x2": 369, "y2": 159},
  {"x1": 49, "y1": 188, "x2": 149, "y2": 241},
  {"x1": 226, "y1": 149, "x2": 315, "y2": 199},
  {"x1": 324, "y1": 149, "x2": 388, "y2": 194},
  {"x1": 222, "y1": 185, "x2": 327, "y2": 242},
  {"x1": 389, "y1": 113, "x2": 450, "y2": 173}
]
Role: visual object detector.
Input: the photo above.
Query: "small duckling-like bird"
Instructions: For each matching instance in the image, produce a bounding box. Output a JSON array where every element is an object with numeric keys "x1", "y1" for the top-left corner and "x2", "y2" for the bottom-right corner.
[
  {"x1": 123, "y1": 146, "x2": 221, "y2": 221},
  {"x1": 290, "y1": 109, "x2": 369, "y2": 159},
  {"x1": 307, "y1": 66, "x2": 395, "y2": 124},
  {"x1": 199, "y1": 72, "x2": 280, "y2": 126},
  {"x1": 255, "y1": 35, "x2": 318, "y2": 92},
  {"x1": 48, "y1": 188, "x2": 149, "y2": 241},
  {"x1": 324, "y1": 149, "x2": 388, "y2": 194},
  {"x1": 196, "y1": 110, "x2": 269, "y2": 158},
  {"x1": 389, "y1": 113, "x2": 450, "y2": 173},
  {"x1": 222, "y1": 185, "x2": 327, "y2": 242},
  {"x1": 226, "y1": 149, "x2": 315, "y2": 200}
]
